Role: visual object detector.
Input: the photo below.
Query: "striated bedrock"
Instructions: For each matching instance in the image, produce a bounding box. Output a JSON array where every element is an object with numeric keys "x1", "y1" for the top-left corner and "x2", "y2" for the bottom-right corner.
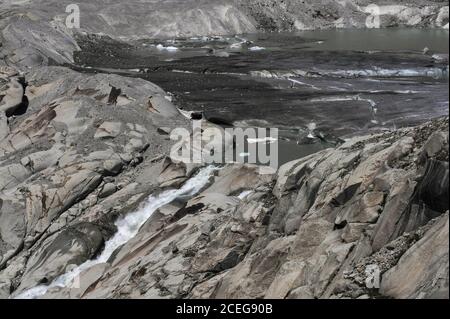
[
  {"x1": 240, "y1": 0, "x2": 450, "y2": 32},
  {"x1": 0, "y1": 65, "x2": 194, "y2": 298},
  {"x1": 2, "y1": 116, "x2": 446, "y2": 299},
  {"x1": 0, "y1": 1, "x2": 448, "y2": 68}
]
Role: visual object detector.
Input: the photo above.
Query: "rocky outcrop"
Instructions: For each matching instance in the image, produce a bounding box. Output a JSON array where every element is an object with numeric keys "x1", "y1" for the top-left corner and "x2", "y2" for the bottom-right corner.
[
  {"x1": 0, "y1": 0, "x2": 448, "y2": 301},
  {"x1": 4, "y1": 117, "x2": 445, "y2": 299},
  {"x1": 240, "y1": 0, "x2": 449, "y2": 31},
  {"x1": 1, "y1": 1, "x2": 448, "y2": 68},
  {"x1": 0, "y1": 76, "x2": 26, "y2": 116},
  {"x1": 0, "y1": 65, "x2": 192, "y2": 298}
]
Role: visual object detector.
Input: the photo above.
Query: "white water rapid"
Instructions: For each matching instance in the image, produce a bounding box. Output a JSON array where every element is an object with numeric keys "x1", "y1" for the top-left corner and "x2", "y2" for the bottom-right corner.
[{"x1": 15, "y1": 166, "x2": 217, "y2": 299}]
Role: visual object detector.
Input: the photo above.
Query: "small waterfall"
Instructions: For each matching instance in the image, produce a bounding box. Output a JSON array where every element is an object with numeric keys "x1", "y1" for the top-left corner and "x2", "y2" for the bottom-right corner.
[{"x1": 15, "y1": 166, "x2": 217, "y2": 299}]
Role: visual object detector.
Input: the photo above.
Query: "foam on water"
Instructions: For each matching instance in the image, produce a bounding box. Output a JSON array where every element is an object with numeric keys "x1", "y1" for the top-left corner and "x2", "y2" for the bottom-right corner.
[
  {"x1": 15, "y1": 166, "x2": 217, "y2": 299},
  {"x1": 247, "y1": 137, "x2": 277, "y2": 144},
  {"x1": 156, "y1": 44, "x2": 179, "y2": 52}
]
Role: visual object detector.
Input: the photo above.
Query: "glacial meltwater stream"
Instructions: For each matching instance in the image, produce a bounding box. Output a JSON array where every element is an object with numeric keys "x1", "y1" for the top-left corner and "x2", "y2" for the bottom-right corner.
[{"x1": 15, "y1": 166, "x2": 218, "y2": 299}]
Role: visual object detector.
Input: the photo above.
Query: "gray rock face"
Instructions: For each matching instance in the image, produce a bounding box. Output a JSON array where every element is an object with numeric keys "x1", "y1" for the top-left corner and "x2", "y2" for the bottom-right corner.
[
  {"x1": 3, "y1": 118, "x2": 443, "y2": 300},
  {"x1": 0, "y1": 64, "x2": 191, "y2": 297},
  {"x1": 0, "y1": 0, "x2": 448, "y2": 301},
  {"x1": 0, "y1": 112, "x2": 9, "y2": 140},
  {"x1": 17, "y1": 222, "x2": 104, "y2": 292},
  {"x1": 0, "y1": 1, "x2": 448, "y2": 68},
  {"x1": 380, "y1": 213, "x2": 449, "y2": 299},
  {"x1": 241, "y1": 0, "x2": 449, "y2": 31}
]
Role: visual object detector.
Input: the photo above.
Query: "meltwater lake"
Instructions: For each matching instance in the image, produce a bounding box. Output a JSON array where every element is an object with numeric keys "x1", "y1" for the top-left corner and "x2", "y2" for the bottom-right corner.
[{"x1": 74, "y1": 28, "x2": 449, "y2": 165}]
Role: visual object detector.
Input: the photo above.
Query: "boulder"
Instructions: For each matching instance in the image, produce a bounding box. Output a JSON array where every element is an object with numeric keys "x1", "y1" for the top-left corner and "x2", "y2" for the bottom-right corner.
[
  {"x1": 380, "y1": 214, "x2": 449, "y2": 299},
  {"x1": 94, "y1": 122, "x2": 122, "y2": 139},
  {"x1": 15, "y1": 222, "x2": 104, "y2": 294}
]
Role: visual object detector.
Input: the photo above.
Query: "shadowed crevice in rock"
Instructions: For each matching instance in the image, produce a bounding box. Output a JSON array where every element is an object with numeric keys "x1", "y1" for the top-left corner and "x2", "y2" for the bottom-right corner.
[
  {"x1": 4, "y1": 77, "x2": 28, "y2": 117},
  {"x1": 16, "y1": 222, "x2": 104, "y2": 292},
  {"x1": 384, "y1": 159, "x2": 449, "y2": 243},
  {"x1": 6, "y1": 95, "x2": 28, "y2": 117},
  {"x1": 107, "y1": 86, "x2": 122, "y2": 105},
  {"x1": 170, "y1": 203, "x2": 206, "y2": 224}
]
